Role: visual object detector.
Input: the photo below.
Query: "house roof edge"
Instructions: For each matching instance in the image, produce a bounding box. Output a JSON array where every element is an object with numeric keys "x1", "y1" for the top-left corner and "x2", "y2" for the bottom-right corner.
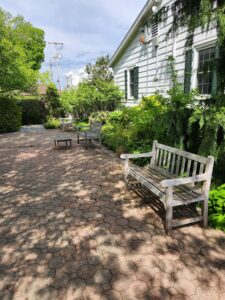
[{"x1": 109, "y1": 0, "x2": 156, "y2": 67}]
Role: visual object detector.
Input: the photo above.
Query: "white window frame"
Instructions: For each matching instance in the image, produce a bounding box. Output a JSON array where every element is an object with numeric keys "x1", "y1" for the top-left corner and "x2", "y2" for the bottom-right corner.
[{"x1": 191, "y1": 40, "x2": 217, "y2": 97}]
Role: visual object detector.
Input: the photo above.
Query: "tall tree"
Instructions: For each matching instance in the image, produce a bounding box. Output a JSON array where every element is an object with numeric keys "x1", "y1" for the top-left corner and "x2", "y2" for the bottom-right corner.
[
  {"x1": 0, "y1": 8, "x2": 45, "y2": 93},
  {"x1": 85, "y1": 55, "x2": 113, "y2": 84}
]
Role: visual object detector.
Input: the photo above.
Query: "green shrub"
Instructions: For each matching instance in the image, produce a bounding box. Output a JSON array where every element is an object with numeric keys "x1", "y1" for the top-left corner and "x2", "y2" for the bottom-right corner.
[
  {"x1": 107, "y1": 110, "x2": 123, "y2": 123},
  {"x1": 18, "y1": 99, "x2": 47, "y2": 125},
  {"x1": 60, "y1": 80, "x2": 123, "y2": 118},
  {"x1": 209, "y1": 184, "x2": 225, "y2": 231},
  {"x1": 101, "y1": 97, "x2": 162, "y2": 156},
  {"x1": 0, "y1": 97, "x2": 22, "y2": 133},
  {"x1": 89, "y1": 111, "x2": 109, "y2": 124},
  {"x1": 44, "y1": 117, "x2": 60, "y2": 129},
  {"x1": 101, "y1": 57, "x2": 198, "y2": 159}
]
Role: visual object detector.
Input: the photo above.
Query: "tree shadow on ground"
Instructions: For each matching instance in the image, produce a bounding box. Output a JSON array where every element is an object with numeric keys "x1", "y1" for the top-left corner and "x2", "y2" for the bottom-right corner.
[{"x1": 0, "y1": 130, "x2": 225, "y2": 300}]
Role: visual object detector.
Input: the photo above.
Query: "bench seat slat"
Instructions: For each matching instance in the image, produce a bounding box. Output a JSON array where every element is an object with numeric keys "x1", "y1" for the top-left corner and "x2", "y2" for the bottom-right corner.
[
  {"x1": 129, "y1": 169, "x2": 166, "y2": 202},
  {"x1": 129, "y1": 164, "x2": 203, "y2": 205},
  {"x1": 79, "y1": 132, "x2": 99, "y2": 138},
  {"x1": 145, "y1": 166, "x2": 203, "y2": 202}
]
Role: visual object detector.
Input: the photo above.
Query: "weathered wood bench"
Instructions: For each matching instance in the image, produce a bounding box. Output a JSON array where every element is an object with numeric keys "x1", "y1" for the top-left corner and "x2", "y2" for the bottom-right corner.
[
  {"x1": 59, "y1": 115, "x2": 73, "y2": 131},
  {"x1": 121, "y1": 140, "x2": 214, "y2": 233},
  {"x1": 77, "y1": 122, "x2": 102, "y2": 148}
]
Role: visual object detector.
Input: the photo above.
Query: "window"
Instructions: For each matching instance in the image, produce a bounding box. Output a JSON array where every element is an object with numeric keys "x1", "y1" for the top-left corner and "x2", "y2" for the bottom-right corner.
[
  {"x1": 197, "y1": 47, "x2": 215, "y2": 95},
  {"x1": 129, "y1": 69, "x2": 135, "y2": 97},
  {"x1": 124, "y1": 67, "x2": 139, "y2": 99}
]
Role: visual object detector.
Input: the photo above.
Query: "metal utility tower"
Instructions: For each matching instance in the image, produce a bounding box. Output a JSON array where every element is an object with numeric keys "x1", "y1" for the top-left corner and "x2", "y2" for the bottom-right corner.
[
  {"x1": 49, "y1": 59, "x2": 54, "y2": 81},
  {"x1": 48, "y1": 42, "x2": 64, "y2": 91}
]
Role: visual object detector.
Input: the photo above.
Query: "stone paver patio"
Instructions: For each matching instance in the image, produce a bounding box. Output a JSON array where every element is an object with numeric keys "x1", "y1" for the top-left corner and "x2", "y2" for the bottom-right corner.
[{"x1": 0, "y1": 129, "x2": 225, "y2": 300}]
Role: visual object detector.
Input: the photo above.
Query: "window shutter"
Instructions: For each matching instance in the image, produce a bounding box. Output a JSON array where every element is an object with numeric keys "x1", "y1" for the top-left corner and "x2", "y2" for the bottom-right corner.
[
  {"x1": 124, "y1": 70, "x2": 128, "y2": 100},
  {"x1": 211, "y1": 44, "x2": 219, "y2": 96},
  {"x1": 184, "y1": 50, "x2": 193, "y2": 94},
  {"x1": 133, "y1": 66, "x2": 139, "y2": 99}
]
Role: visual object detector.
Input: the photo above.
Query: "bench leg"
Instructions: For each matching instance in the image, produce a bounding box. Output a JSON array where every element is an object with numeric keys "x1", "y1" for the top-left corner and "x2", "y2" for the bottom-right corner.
[
  {"x1": 166, "y1": 206, "x2": 173, "y2": 233},
  {"x1": 202, "y1": 197, "x2": 208, "y2": 228},
  {"x1": 165, "y1": 187, "x2": 173, "y2": 233},
  {"x1": 85, "y1": 132, "x2": 88, "y2": 149},
  {"x1": 124, "y1": 159, "x2": 130, "y2": 188},
  {"x1": 77, "y1": 133, "x2": 80, "y2": 144}
]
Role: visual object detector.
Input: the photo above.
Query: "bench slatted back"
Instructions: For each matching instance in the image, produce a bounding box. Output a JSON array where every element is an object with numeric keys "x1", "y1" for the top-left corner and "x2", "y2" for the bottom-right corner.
[
  {"x1": 151, "y1": 141, "x2": 209, "y2": 178},
  {"x1": 90, "y1": 122, "x2": 102, "y2": 134}
]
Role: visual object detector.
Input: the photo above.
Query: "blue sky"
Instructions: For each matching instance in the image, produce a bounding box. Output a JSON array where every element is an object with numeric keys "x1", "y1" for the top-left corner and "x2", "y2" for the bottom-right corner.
[{"x1": 1, "y1": 0, "x2": 146, "y2": 87}]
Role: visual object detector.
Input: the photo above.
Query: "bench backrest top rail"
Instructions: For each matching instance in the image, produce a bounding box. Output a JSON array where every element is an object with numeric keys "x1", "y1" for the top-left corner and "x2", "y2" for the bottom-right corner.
[{"x1": 155, "y1": 142, "x2": 209, "y2": 165}]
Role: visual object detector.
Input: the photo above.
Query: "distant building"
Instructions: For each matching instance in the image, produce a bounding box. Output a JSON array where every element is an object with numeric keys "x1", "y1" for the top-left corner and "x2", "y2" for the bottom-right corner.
[
  {"x1": 66, "y1": 68, "x2": 88, "y2": 88},
  {"x1": 37, "y1": 84, "x2": 47, "y2": 96}
]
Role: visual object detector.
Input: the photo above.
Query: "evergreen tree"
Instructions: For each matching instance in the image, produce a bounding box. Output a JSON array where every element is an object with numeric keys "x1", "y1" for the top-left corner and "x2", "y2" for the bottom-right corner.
[{"x1": 46, "y1": 84, "x2": 61, "y2": 117}]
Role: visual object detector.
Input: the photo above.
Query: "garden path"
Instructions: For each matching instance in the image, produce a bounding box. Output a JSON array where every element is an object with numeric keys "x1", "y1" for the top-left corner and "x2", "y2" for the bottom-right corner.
[{"x1": 0, "y1": 129, "x2": 225, "y2": 300}]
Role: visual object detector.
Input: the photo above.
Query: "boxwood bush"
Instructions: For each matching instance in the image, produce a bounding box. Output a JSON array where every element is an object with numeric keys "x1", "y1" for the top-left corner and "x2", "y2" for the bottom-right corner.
[{"x1": 0, "y1": 97, "x2": 22, "y2": 133}]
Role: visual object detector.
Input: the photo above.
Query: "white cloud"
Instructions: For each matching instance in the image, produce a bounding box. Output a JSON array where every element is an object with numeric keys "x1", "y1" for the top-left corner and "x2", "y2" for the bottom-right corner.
[{"x1": 0, "y1": 0, "x2": 146, "y2": 87}]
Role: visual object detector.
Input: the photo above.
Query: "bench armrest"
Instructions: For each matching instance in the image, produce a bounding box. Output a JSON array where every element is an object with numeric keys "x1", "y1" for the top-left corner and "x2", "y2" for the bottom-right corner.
[
  {"x1": 120, "y1": 152, "x2": 153, "y2": 160},
  {"x1": 160, "y1": 174, "x2": 207, "y2": 188}
]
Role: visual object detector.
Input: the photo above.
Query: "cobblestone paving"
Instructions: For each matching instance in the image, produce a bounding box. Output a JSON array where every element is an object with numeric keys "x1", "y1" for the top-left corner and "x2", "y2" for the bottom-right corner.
[{"x1": 0, "y1": 129, "x2": 225, "y2": 300}]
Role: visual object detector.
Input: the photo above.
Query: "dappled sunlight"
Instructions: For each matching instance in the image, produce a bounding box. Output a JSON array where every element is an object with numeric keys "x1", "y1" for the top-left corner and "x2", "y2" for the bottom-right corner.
[
  {"x1": 15, "y1": 150, "x2": 41, "y2": 163},
  {"x1": 0, "y1": 129, "x2": 225, "y2": 299}
]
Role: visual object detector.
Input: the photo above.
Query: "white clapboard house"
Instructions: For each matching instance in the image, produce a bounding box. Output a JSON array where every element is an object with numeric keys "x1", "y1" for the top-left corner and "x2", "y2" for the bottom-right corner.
[{"x1": 109, "y1": 0, "x2": 218, "y2": 106}]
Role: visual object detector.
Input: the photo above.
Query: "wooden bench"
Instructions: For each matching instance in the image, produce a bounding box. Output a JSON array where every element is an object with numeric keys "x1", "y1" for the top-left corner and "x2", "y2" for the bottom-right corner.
[
  {"x1": 77, "y1": 122, "x2": 102, "y2": 148},
  {"x1": 121, "y1": 140, "x2": 214, "y2": 233},
  {"x1": 59, "y1": 115, "x2": 73, "y2": 131}
]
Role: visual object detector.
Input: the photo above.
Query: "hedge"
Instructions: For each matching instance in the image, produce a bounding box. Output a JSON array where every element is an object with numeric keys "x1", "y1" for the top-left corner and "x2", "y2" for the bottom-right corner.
[
  {"x1": 0, "y1": 97, "x2": 22, "y2": 133},
  {"x1": 18, "y1": 99, "x2": 47, "y2": 125}
]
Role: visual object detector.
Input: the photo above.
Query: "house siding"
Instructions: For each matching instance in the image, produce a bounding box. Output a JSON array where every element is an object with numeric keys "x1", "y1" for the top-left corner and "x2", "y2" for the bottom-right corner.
[{"x1": 112, "y1": 0, "x2": 217, "y2": 106}]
